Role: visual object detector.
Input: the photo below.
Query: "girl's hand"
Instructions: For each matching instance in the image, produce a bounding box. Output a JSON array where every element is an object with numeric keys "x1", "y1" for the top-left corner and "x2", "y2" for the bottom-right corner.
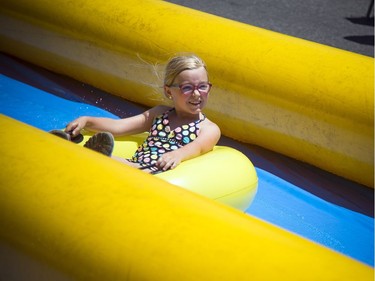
[
  {"x1": 156, "y1": 151, "x2": 182, "y2": 171},
  {"x1": 65, "y1": 117, "x2": 87, "y2": 137}
]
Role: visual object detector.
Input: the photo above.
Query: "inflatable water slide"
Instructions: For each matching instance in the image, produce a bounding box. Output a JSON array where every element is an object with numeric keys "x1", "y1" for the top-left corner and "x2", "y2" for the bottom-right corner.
[{"x1": 0, "y1": 0, "x2": 373, "y2": 280}]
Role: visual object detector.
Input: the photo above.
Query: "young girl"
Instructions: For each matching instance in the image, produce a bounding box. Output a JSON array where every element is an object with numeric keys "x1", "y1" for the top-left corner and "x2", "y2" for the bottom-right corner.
[{"x1": 57, "y1": 54, "x2": 221, "y2": 173}]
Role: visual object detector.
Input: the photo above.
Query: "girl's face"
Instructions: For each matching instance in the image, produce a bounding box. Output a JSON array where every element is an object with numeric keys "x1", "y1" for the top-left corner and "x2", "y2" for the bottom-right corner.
[{"x1": 165, "y1": 66, "x2": 210, "y2": 118}]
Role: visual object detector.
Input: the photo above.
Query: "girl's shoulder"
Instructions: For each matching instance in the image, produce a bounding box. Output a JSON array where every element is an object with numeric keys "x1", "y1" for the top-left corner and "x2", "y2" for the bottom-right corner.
[
  {"x1": 200, "y1": 116, "x2": 221, "y2": 133},
  {"x1": 147, "y1": 105, "x2": 173, "y2": 118}
]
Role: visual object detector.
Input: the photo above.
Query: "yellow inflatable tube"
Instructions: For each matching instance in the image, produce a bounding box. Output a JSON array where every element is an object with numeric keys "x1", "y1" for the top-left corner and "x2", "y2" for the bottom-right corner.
[
  {"x1": 79, "y1": 132, "x2": 258, "y2": 211},
  {"x1": 0, "y1": 0, "x2": 373, "y2": 187},
  {"x1": 0, "y1": 115, "x2": 373, "y2": 280}
]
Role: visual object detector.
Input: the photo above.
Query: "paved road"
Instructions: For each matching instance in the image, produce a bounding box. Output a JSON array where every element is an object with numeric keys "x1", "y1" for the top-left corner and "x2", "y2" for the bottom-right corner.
[{"x1": 166, "y1": 0, "x2": 374, "y2": 57}]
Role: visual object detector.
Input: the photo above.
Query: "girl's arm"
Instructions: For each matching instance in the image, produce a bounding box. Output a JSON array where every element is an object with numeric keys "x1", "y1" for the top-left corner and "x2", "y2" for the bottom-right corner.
[
  {"x1": 65, "y1": 105, "x2": 170, "y2": 137},
  {"x1": 156, "y1": 120, "x2": 221, "y2": 171}
]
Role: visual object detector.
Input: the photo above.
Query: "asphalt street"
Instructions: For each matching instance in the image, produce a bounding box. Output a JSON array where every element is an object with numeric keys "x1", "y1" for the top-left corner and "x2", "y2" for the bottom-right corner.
[{"x1": 166, "y1": 0, "x2": 374, "y2": 57}]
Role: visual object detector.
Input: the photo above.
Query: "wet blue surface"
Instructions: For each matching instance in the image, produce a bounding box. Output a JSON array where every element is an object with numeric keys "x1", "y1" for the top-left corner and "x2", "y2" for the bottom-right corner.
[
  {"x1": 1, "y1": 74, "x2": 373, "y2": 266},
  {"x1": 247, "y1": 168, "x2": 374, "y2": 266}
]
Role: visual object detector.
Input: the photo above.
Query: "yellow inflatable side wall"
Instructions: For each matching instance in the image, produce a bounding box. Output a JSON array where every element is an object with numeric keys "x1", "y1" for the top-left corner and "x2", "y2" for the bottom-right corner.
[
  {"x1": 0, "y1": 0, "x2": 373, "y2": 187},
  {"x1": 0, "y1": 115, "x2": 373, "y2": 280}
]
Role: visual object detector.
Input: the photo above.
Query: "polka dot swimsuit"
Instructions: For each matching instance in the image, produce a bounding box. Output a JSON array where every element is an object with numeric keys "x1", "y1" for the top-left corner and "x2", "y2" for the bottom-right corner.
[{"x1": 129, "y1": 108, "x2": 205, "y2": 171}]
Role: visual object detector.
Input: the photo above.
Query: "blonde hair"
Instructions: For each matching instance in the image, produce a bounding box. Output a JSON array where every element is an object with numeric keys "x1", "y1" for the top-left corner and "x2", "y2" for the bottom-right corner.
[{"x1": 164, "y1": 54, "x2": 208, "y2": 86}]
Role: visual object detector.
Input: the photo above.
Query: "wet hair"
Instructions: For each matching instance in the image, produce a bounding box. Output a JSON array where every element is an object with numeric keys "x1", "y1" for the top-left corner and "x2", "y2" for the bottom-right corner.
[{"x1": 164, "y1": 54, "x2": 208, "y2": 86}]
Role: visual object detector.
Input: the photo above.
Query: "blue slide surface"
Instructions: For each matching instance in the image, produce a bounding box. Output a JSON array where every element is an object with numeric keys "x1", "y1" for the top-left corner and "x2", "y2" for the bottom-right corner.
[{"x1": 0, "y1": 73, "x2": 373, "y2": 266}]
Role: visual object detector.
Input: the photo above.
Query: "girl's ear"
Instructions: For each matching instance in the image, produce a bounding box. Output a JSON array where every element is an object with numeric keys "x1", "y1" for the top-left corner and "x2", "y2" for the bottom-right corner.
[{"x1": 164, "y1": 86, "x2": 173, "y2": 100}]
